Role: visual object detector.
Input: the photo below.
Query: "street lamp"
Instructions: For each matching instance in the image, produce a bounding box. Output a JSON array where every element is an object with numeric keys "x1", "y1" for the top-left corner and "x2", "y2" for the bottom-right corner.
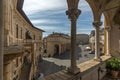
[{"x1": 66, "y1": 0, "x2": 81, "y2": 74}]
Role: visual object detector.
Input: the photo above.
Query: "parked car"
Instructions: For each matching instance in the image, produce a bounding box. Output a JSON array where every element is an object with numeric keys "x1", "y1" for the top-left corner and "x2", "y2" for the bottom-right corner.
[
  {"x1": 89, "y1": 50, "x2": 104, "y2": 55},
  {"x1": 89, "y1": 50, "x2": 95, "y2": 54},
  {"x1": 34, "y1": 73, "x2": 44, "y2": 80},
  {"x1": 85, "y1": 46, "x2": 91, "y2": 51}
]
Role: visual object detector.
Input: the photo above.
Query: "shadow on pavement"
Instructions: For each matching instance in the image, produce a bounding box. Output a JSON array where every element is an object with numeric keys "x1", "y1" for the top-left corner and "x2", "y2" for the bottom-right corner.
[
  {"x1": 53, "y1": 50, "x2": 70, "y2": 59},
  {"x1": 38, "y1": 59, "x2": 66, "y2": 77},
  {"x1": 53, "y1": 47, "x2": 82, "y2": 60}
]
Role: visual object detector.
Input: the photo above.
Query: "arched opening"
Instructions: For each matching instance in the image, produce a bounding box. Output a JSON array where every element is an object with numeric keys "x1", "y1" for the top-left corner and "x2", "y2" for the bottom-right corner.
[
  {"x1": 103, "y1": 7, "x2": 120, "y2": 56},
  {"x1": 76, "y1": 0, "x2": 95, "y2": 59},
  {"x1": 99, "y1": 14, "x2": 105, "y2": 56},
  {"x1": 76, "y1": 0, "x2": 105, "y2": 61},
  {"x1": 22, "y1": 0, "x2": 113, "y2": 78},
  {"x1": 54, "y1": 44, "x2": 59, "y2": 55}
]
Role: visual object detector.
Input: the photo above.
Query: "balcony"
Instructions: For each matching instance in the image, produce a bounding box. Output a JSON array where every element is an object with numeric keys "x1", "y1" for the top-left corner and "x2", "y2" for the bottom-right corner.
[
  {"x1": 40, "y1": 56, "x2": 111, "y2": 80},
  {"x1": 4, "y1": 45, "x2": 25, "y2": 63},
  {"x1": 23, "y1": 40, "x2": 42, "y2": 50},
  {"x1": 24, "y1": 40, "x2": 42, "y2": 43},
  {"x1": 4, "y1": 39, "x2": 42, "y2": 64}
]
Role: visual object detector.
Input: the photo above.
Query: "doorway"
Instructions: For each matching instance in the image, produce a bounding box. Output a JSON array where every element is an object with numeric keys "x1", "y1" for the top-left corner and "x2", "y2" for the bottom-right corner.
[{"x1": 54, "y1": 44, "x2": 59, "y2": 55}]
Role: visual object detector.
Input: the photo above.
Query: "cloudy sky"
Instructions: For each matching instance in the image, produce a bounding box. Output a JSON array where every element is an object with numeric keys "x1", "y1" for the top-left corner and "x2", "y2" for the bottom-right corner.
[{"x1": 23, "y1": 0, "x2": 104, "y2": 37}]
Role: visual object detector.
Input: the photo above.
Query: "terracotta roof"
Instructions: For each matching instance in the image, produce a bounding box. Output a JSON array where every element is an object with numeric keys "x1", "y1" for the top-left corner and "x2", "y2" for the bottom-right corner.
[{"x1": 17, "y1": 0, "x2": 45, "y2": 32}]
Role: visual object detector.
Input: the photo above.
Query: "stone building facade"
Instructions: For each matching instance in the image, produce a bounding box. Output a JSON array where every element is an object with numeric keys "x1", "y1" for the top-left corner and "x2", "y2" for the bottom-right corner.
[
  {"x1": 76, "y1": 34, "x2": 89, "y2": 45},
  {"x1": 44, "y1": 33, "x2": 70, "y2": 56},
  {"x1": 89, "y1": 28, "x2": 104, "y2": 53},
  {"x1": 3, "y1": 0, "x2": 44, "y2": 80}
]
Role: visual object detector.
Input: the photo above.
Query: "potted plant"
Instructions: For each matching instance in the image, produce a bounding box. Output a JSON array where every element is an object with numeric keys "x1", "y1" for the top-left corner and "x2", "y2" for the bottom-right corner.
[{"x1": 106, "y1": 57, "x2": 120, "y2": 78}]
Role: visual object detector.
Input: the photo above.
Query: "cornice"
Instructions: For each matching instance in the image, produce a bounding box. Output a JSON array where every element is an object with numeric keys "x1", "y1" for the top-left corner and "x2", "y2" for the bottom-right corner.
[{"x1": 17, "y1": 0, "x2": 45, "y2": 32}]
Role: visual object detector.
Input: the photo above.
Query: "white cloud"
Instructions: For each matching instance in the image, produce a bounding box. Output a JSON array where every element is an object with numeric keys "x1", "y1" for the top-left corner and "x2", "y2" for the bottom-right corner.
[
  {"x1": 23, "y1": 0, "x2": 97, "y2": 37},
  {"x1": 37, "y1": 26, "x2": 70, "y2": 33},
  {"x1": 23, "y1": 0, "x2": 91, "y2": 14},
  {"x1": 37, "y1": 26, "x2": 60, "y2": 31},
  {"x1": 23, "y1": 0, "x2": 67, "y2": 14},
  {"x1": 79, "y1": 0, "x2": 91, "y2": 12},
  {"x1": 31, "y1": 19, "x2": 61, "y2": 24},
  {"x1": 79, "y1": 20, "x2": 92, "y2": 22},
  {"x1": 77, "y1": 28, "x2": 94, "y2": 31}
]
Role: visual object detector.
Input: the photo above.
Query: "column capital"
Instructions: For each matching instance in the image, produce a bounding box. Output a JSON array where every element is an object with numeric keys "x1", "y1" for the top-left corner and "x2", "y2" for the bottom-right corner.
[
  {"x1": 66, "y1": 9, "x2": 81, "y2": 20},
  {"x1": 93, "y1": 21, "x2": 102, "y2": 27},
  {"x1": 105, "y1": 26, "x2": 111, "y2": 31}
]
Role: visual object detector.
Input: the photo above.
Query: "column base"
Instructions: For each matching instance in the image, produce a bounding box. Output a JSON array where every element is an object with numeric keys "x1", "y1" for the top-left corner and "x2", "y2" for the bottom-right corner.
[
  {"x1": 94, "y1": 57, "x2": 102, "y2": 62},
  {"x1": 67, "y1": 66, "x2": 80, "y2": 74},
  {"x1": 106, "y1": 53, "x2": 111, "y2": 56}
]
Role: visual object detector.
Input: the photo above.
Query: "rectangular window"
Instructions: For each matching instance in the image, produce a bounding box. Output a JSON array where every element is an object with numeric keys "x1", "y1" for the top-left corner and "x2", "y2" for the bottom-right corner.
[
  {"x1": 21, "y1": 28, "x2": 22, "y2": 39},
  {"x1": 16, "y1": 25, "x2": 18, "y2": 38},
  {"x1": 34, "y1": 35, "x2": 35, "y2": 40},
  {"x1": 39, "y1": 36, "x2": 41, "y2": 40},
  {"x1": 16, "y1": 58, "x2": 18, "y2": 67}
]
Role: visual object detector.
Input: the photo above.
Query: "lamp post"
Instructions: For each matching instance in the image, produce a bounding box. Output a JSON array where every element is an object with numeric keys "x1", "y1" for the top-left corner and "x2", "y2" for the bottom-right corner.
[
  {"x1": 66, "y1": 0, "x2": 81, "y2": 74},
  {"x1": 0, "y1": 0, "x2": 4, "y2": 79}
]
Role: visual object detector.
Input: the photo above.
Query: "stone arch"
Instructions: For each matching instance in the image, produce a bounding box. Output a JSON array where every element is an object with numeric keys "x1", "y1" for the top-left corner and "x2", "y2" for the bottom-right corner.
[
  {"x1": 101, "y1": 12, "x2": 110, "y2": 55},
  {"x1": 113, "y1": 7, "x2": 120, "y2": 25},
  {"x1": 103, "y1": 12, "x2": 111, "y2": 26},
  {"x1": 85, "y1": 0, "x2": 107, "y2": 59},
  {"x1": 86, "y1": 0, "x2": 102, "y2": 22}
]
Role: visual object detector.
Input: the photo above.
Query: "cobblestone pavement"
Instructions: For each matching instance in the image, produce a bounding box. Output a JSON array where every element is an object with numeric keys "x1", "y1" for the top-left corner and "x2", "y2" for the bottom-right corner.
[{"x1": 37, "y1": 45, "x2": 94, "y2": 77}]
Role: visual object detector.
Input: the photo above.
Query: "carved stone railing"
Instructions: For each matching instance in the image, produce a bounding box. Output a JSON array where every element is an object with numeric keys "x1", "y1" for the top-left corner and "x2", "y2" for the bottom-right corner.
[
  {"x1": 41, "y1": 56, "x2": 111, "y2": 80},
  {"x1": 4, "y1": 39, "x2": 42, "y2": 63}
]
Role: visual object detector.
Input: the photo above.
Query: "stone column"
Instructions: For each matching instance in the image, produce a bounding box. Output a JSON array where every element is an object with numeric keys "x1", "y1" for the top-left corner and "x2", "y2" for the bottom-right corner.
[
  {"x1": 93, "y1": 21, "x2": 102, "y2": 61},
  {"x1": 0, "y1": 0, "x2": 4, "y2": 80},
  {"x1": 105, "y1": 26, "x2": 111, "y2": 56},
  {"x1": 66, "y1": 9, "x2": 81, "y2": 74}
]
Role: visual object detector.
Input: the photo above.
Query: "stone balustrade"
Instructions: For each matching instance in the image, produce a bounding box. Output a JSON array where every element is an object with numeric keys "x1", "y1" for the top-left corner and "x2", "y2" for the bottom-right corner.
[{"x1": 41, "y1": 55, "x2": 111, "y2": 80}]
